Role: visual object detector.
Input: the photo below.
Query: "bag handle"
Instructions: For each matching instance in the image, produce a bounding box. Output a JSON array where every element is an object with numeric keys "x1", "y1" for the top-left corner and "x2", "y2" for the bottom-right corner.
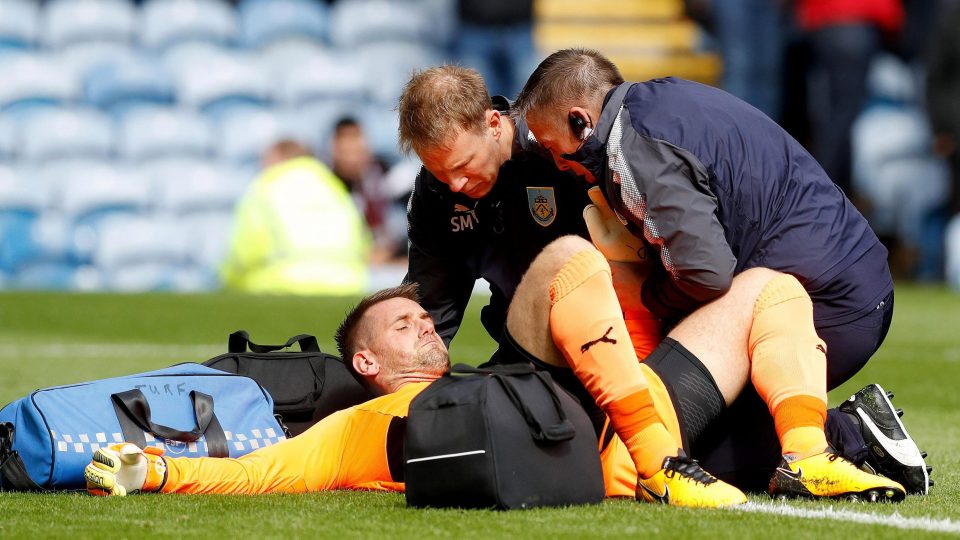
[
  {"x1": 111, "y1": 390, "x2": 229, "y2": 457},
  {"x1": 493, "y1": 371, "x2": 576, "y2": 444},
  {"x1": 449, "y1": 364, "x2": 575, "y2": 444},
  {"x1": 228, "y1": 330, "x2": 320, "y2": 354}
]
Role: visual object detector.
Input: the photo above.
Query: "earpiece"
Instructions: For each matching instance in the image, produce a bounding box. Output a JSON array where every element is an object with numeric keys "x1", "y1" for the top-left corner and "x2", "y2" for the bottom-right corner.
[{"x1": 568, "y1": 113, "x2": 593, "y2": 141}]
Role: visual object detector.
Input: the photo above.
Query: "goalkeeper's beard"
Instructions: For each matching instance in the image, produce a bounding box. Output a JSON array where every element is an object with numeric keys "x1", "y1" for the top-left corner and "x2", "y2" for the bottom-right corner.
[{"x1": 416, "y1": 340, "x2": 451, "y2": 375}]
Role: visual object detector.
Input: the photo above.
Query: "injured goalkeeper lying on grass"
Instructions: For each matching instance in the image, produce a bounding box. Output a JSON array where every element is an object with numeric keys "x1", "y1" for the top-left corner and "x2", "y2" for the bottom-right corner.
[{"x1": 86, "y1": 237, "x2": 922, "y2": 507}]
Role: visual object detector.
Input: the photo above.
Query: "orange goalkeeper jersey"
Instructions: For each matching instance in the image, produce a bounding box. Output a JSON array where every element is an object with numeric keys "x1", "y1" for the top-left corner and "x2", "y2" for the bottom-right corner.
[
  {"x1": 161, "y1": 370, "x2": 677, "y2": 497},
  {"x1": 161, "y1": 382, "x2": 425, "y2": 494}
]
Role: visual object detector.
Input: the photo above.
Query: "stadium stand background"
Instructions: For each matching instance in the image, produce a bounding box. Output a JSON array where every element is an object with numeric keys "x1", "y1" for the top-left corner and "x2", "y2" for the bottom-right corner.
[
  {"x1": 0, "y1": 0, "x2": 724, "y2": 293},
  {"x1": 0, "y1": 0, "x2": 457, "y2": 291},
  {"x1": 0, "y1": 0, "x2": 945, "y2": 292}
]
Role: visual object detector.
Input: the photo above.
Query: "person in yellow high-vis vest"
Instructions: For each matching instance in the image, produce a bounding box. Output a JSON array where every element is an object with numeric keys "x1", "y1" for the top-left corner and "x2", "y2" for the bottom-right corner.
[{"x1": 221, "y1": 140, "x2": 371, "y2": 295}]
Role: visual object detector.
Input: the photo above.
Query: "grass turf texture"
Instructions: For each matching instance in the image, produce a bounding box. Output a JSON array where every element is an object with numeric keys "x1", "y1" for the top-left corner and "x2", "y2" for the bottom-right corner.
[{"x1": 0, "y1": 285, "x2": 957, "y2": 539}]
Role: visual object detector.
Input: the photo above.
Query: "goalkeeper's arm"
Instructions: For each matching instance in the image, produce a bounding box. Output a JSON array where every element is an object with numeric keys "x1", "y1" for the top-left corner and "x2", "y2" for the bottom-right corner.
[{"x1": 85, "y1": 443, "x2": 167, "y2": 496}]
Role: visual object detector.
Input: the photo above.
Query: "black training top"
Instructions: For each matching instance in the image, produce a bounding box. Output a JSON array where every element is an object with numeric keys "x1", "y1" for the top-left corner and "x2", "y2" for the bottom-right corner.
[{"x1": 404, "y1": 97, "x2": 591, "y2": 344}]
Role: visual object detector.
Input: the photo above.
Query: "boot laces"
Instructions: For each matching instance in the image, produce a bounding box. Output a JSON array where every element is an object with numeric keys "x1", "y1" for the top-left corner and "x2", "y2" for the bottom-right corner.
[{"x1": 663, "y1": 455, "x2": 718, "y2": 485}]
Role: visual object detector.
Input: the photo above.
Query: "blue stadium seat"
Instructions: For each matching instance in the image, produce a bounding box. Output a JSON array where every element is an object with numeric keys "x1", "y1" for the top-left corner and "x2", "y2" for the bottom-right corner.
[
  {"x1": 147, "y1": 158, "x2": 249, "y2": 214},
  {"x1": 238, "y1": 0, "x2": 327, "y2": 49},
  {"x1": 179, "y1": 211, "x2": 233, "y2": 272},
  {"x1": 90, "y1": 214, "x2": 225, "y2": 292},
  {"x1": 257, "y1": 39, "x2": 329, "y2": 71},
  {"x1": 283, "y1": 102, "x2": 352, "y2": 154},
  {"x1": 0, "y1": 165, "x2": 45, "y2": 273},
  {"x1": 355, "y1": 41, "x2": 444, "y2": 105},
  {"x1": 42, "y1": 0, "x2": 136, "y2": 49},
  {"x1": 83, "y1": 54, "x2": 175, "y2": 113},
  {"x1": 0, "y1": 53, "x2": 80, "y2": 114},
  {"x1": 12, "y1": 260, "x2": 80, "y2": 290},
  {"x1": 328, "y1": 0, "x2": 438, "y2": 48},
  {"x1": 171, "y1": 50, "x2": 271, "y2": 117},
  {"x1": 0, "y1": 213, "x2": 75, "y2": 279},
  {"x1": 0, "y1": 0, "x2": 40, "y2": 50},
  {"x1": 52, "y1": 162, "x2": 151, "y2": 226},
  {"x1": 93, "y1": 214, "x2": 185, "y2": 269},
  {"x1": 139, "y1": 0, "x2": 238, "y2": 50},
  {"x1": 273, "y1": 50, "x2": 367, "y2": 107},
  {"x1": 118, "y1": 107, "x2": 213, "y2": 161},
  {"x1": 358, "y1": 103, "x2": 401, "y2": 162},
  {"x1": 19, "y1": 108, "x2": 115, "y2": 162},
  {"x1": 214, "y1": 106, "x2": 287, "y2": 164},
  {"x1": 0, "y1": 115, "x2": 18, "y2": 160},
  {"x1": 57, "y1": 41, "x2": 137, "y2": 81}
]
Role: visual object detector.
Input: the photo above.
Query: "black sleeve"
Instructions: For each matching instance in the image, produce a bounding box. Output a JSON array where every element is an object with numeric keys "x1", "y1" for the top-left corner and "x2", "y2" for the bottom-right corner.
[
  {"x1": 610, "y1": 125, "x2": 736, "y2": 319},
  {"x1": 403, "y1": 168, "x2": 476, "y2": 345}
]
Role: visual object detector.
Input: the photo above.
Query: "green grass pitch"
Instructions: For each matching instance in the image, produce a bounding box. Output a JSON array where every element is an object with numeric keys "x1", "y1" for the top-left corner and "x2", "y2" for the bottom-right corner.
[{"x1": 0, "y1": 285, "x2": 957, "y2": 539}]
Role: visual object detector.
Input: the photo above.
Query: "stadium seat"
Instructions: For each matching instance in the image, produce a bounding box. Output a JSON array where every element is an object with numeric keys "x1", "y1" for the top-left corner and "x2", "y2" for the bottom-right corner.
[
  {"x1": 19, "y1": 108, "x2": 115, "y2": 162},
  {"x1": 83, "y1": 54, "x2": 175, "y2": 113},
  {"x1": 93, "y1": 214, "x2": 185, "y2": 269},
  {"x1": 51, "y1": 162, "x2": 151, "y2": 224},
  {"x1": 12, "y1": 260, "x2": 80, "y2": 290},
  {"x1": 91, "y1": 214, "x2": 225, "y2": 291},
  {"x1": 117, "y1": 107, "x2": 213, "y2": 161},
  {"x1": 328, "y1": 0, "x2": 437, "y2": 48},
  {"x1": 354, "y1": 41, "x2": 444, "y2": 105},
  {"x1": 0, "y1": 165, "x2": 44, "y2": 273},
  {"x1": 139, "y1": 0, "x2": 238, "y2": 50},
  {"x1": 171, "y1": 50, "x2": 271, "y2": 117},
  {"x1": 238, "y1": 0, "x2": 327, "y2": 49},
  {"x1": 357, "y1": 104, "x2": 401, "y2": 162},
  {"x1": 214, "y1": 106, "x2": 289, "y2": 164},
  {"x1": 257, "y1": 39, "x2": 329, "y2": 71},
  {"x1": 0, "y1": 53, "x2": 80, "y2": 114},
  {"x1": 179, "y1": 211, "x2": 233, "y2": 271},
  {"x1": 41, "y1": 0, "x2": 136, "y2": 49},
  {"x1": 56, "y1": 41, "x2": 138, "y2": 81},
  {"x1": 0, "y1": 212, "x2": 74, "y2": 278},
  {"x1": 283, "y1": 101, "x2": 350, "y2": 154},
  {"x1": 0, "y1": 115, "x2": 18, "y2": 160},
  {"x1": 0, "y1": 0, "x2": 40, "y2": 50},
  {"x1": 273, "y1": 50, "x2": 367, "y2": 107},
  {"x1": 147, "y1": 158, "x2": 249, "y2": 214}
]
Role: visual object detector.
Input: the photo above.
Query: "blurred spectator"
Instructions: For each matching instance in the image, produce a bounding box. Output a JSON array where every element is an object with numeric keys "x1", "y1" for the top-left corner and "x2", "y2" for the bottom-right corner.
[
  {"x1": 794, "y1": 0, "x2": 905, "y2": 196},
  {"x1": 329, "y1": 117, "x2": 409, "y2": 264},
  {"x1": 853, "y1": 54, "x2": 949, "y2": 280},
  {"x1": 221, "y1": 139, "x2": 371, "y2": 295},
  {"x1": 454, "y1": 0, "x2": 537, "y2": 98},
  {"x1": 928, "y1": 1, "x2": 960, "y2": 287},
  {"x1": 711, "y1": 0, "x2": 787, "y2": 121}
]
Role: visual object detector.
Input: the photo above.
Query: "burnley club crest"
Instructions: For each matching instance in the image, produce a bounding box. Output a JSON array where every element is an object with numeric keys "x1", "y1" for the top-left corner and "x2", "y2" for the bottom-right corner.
[{"x1": 527, "y1": 187, "x2": 556, "y2": 227}]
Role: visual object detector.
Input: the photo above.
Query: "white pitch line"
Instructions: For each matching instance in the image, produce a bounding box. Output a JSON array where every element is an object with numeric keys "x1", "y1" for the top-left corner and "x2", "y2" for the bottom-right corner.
[{"x1": 739, "y1": 502, "x2": 960, "y2": 535}]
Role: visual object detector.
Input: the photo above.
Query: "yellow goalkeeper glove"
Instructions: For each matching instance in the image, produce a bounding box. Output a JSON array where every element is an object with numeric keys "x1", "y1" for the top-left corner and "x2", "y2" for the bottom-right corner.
[
  {"x1": 85, "y1": 443, "x2": 167, "y2": 496},
  {"x1": 582, "y1": 186, "x2": 650, "y2": 264}
]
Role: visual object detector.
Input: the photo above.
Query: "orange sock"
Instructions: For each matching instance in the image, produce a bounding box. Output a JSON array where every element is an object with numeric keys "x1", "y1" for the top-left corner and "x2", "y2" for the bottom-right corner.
[
  {"x1": 549, "y1": 249, "x2": 677, "y2": 477},
  {"x1": 748, "y1": 274, "x2": 828, "y2": 459}
]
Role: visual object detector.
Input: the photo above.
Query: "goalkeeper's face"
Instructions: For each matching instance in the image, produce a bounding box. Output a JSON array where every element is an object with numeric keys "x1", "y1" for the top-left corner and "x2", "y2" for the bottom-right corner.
[{"x1": 366, "y1": 297, "x2": 451, "y2": 378}]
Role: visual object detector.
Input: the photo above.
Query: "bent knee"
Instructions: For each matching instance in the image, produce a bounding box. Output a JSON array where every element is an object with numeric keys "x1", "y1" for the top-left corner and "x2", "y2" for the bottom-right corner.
[{"x1": 530, "y1": 235, "x2": 599, "y2": 276}]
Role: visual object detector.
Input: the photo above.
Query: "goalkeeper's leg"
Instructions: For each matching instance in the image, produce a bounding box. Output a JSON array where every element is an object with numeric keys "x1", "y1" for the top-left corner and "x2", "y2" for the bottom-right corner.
[{"x1": 507, "y1": 236, "x2": 745, "y2": 508}]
